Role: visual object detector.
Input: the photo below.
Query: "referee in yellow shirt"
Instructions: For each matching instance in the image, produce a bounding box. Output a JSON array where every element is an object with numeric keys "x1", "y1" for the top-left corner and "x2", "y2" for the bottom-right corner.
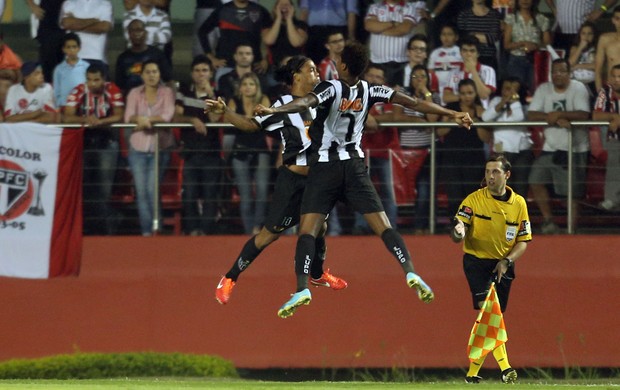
[{"x1": 451, "y1": 154, "x2": 532, "y2": 384}]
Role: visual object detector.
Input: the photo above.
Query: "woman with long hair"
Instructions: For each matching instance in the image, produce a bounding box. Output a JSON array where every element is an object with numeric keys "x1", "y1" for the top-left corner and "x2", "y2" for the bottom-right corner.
[
  {"x1": 569, "y1": 21, "x2": 598, "y2": 97},
  {"x1": 228, "y1": 72, "x2": 272, "y2": 235},
  {"x1": 124, "y1": 59, "x2": 176, "y2": 236},
  {"x1": 503, "y1": 0, "x2": 552, "y2": 94},
  {"x1": 437, "y1": 78, "x2": 491, "y2": 216}
]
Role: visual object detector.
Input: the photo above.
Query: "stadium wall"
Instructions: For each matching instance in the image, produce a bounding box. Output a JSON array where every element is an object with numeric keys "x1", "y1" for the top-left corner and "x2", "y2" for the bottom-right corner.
[{"x1": 0, "y1": 235, "x2": 617, "y2": 369}]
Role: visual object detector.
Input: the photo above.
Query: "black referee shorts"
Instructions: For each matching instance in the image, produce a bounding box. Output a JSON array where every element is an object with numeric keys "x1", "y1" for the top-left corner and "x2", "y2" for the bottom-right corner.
[
  {"x1": 463, "y1": 253, "x2": 515, "y2": 312},
  {"x1": 263, "y1": 166, "x2": 307, "y2": 234},
  {"x1": 301, "y1": 159, "x2": 384, "y2": 215}
]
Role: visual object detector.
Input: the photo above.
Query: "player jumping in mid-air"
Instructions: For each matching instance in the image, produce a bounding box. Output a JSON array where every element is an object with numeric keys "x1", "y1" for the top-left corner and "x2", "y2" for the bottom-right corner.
[
  {"x1": 254, "y1": 42, "x2": 474, "y2": 318},
  {"x1": 205, "y1": 56, "x2": 347, "y2": 305}
]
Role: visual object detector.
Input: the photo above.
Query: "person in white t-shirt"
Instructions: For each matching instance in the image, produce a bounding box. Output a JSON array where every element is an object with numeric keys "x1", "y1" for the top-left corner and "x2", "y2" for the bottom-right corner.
[
  {"x1": 527, "y1": 58, "x2": 591, "y2": 234},
  {"x1": 364, "y1": 0, "x2": 426, "y2": 86},
  {"x1": 443, "y1": 35, "x2": 496, "y2": 108},
  {"x1": 3, "y1": 61, "x2": 57, "y2": 123},
  {"x1": 482, "y1": 77, "x2": 533, "y2": 196},
  {"x1": 60, "y1": 0, "x2": 114, "y2": 70},
  {"x1": 428, "y1": 23, "x2": 462, "y2": 101}
]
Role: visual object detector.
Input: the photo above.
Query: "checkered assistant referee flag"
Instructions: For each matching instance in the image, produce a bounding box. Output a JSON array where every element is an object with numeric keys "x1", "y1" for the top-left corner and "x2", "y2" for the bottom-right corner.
[{"x1": 467, "y1": 283, "x2": 508, "y2": 361}]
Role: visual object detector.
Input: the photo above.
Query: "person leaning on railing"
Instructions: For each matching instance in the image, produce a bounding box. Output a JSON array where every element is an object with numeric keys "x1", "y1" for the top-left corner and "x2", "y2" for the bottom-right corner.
[
  {"x1": 63, "y1": 63, "x2": 125, "y2": 235},
  {"x1": 124, "y1": 59, "x2": 176, "y2": 236}
]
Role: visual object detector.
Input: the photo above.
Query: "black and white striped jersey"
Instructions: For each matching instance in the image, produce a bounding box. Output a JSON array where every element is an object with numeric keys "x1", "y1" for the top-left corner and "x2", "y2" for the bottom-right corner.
[
  {"x1": 253, "y1": 94, "x2": 315, "y2": 166},
  {"x1": 309, "y1": 79, "x2": 395, "y2": 163}
]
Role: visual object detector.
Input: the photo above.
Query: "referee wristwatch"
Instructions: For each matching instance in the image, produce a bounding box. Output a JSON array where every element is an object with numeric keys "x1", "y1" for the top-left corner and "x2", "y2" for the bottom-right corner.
[{"x1": 503, "y1": 258, "x2": 514, "y2": 267}]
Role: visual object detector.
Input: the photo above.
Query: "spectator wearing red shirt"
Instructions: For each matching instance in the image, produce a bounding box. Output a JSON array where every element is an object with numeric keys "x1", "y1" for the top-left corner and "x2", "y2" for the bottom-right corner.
[{"x1": 63, "y1": 63, "x2": 125, "y2": 235}]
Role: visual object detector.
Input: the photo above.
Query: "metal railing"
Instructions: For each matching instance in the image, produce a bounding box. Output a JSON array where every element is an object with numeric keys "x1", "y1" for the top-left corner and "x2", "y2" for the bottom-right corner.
[{"x1": 47, "y1": 120, "x2": 612, "y2": 235}]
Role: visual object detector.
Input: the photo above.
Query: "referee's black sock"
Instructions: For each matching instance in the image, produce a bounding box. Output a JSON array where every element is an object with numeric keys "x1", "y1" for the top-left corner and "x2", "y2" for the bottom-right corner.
[
  {"x1": 381, "y1": 228, "x2": 415, "y2": 274},
  {"x1": 295, "y1": 234, "x2": 315, "y2": 291},
  {"x1": 225, "y1": 236, "x2": 263, "y2": 282},
  {"x1": 310, "y1": 235, "x2": 326, "y2": 279}
]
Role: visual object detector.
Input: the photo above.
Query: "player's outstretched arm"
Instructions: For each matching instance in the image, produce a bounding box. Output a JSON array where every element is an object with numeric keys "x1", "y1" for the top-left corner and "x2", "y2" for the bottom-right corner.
[
  {"x1": 205, "y1": 97, "x2": 260, "y2": 132},
  {"x1": 392, "y1": 91, "x2": 473, "y2": 129},
  {"x1": 254, "y1": 94, "x2": 318, "y2": 116}
]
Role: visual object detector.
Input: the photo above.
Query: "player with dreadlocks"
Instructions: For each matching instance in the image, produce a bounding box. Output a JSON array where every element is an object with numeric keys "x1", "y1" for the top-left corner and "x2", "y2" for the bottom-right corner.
[{"x1": 206, "y1": 55, "x2": 348, "y2": 305}]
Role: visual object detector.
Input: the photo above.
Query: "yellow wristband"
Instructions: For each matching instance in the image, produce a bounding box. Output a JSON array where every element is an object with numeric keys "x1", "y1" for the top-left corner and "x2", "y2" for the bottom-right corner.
[{"x1": 601, "y1": 4, "x2": 608, "y2": 12}]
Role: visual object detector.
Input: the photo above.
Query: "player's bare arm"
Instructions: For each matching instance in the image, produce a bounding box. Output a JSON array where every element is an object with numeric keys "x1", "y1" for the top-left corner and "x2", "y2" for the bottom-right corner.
[
  {"x1": 254, "y1": 94, "x2": 319, "y2": 116},
  {"x1": 205, "y1": 96, "x2": 260, "y2": 132},
  {"x1": 391, "y1": 91, "x2": 473, "y2": 128}
]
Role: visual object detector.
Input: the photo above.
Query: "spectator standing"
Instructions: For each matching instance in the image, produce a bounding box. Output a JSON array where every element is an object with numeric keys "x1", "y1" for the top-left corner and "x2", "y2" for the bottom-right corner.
[
  {"x1": 364, "y1": 0, "x2": 426, "y2": 86},
  {"x1": 443, "y1": 35, "x2": 496, "y2": 108},
  {"x1": 4, "y1": 62, "x2": 57, "y2": 123},
  {"x1": 123, "y1": 0, "x2": 173, "y2": 61},
  {"x1": 124, "y1": 60, "x2": 176, "y2": 236},
  {"x1": 123, "y1": 0, "x2": 172, "y2": 55},
  {"x1": 192, "y1": 0, "x2": 222, "y2": 59},
  {"x1": 393, "y1": 65, "x2": 441, "y2": 234},
  {"x1": 428, "y1": 23, "x2": 462, "y2": 102},
  {"x1": 318, "y1": 32, "x2": 345, "y2": 81},
  {"x1": 503, "y1": 0, "x2": 551, "y2": 95},
  {"x1": 299, "y1": 0, "x2": 358, "y2": 65},
  {"x1": 53, "y1": 32, "x2": 90, "y2": 107},
  {"x1": 426, "y1": 0, "x2": 469, "y2": 48},
  {"x1": 227, "y1": 72, "x2": 271, "y2": 235},
  {"x1": 24, "y1": 0, "x2": 65, "y2": 82},
  {"x1": 394, "y1": 35, "x2": 439, "y2": 93},
  {"x1": 0, "y1": 74, "x2": 14, "y2": 121},
  {"x1": 63, "y1": 64, "x2": 124, "y2": 235},
  {"x1": 527, "y1": 59, "x2": 590, "y2": 234},
  {"x1": 217, "y1": 43, "x2": 269, "y2": 103},
  {"x1": 437, "y1": 78, "x2": 491, "y2": 217},
  {"x1": 115, "y1": 19, "x2": 172, "y2": 96},
  {"x1": 0, "y1": 35, "x2": 22, "y2": 83},
  {"x1": 457, "y1": 0, "x2": 502, "y2": 70},
  {"x1": 545, "y1": 0, "x2": 618, "y2": 53},
  {"x1": 568, "y1": 21, "x2": 598, "y2": 98},
  {"x1": 174, "y1": 55, "x2": 223, "y2": 235},
  {"x1": 199, "y1": 0, "x2": 272, "y2": 81},
  {"x1": 59, "y1": 0, "x2": 113, "y2": 74},
  {"x1": 262, "y1": 0, "x2": 308, "y2": 68},
  {"x1": 593, "y1": 64, "x2": 620, "y2": 211},
  {"x1": 482, "y1": 77, "x2": 533, "y2": 196},
  {"x1": 595, "y1": 6, "x2": 620, "y2": 91}
]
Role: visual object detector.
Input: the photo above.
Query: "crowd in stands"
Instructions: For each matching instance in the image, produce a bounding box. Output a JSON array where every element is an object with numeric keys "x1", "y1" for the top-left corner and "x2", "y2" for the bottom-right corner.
[{"x1": 1, "y1": 0, "x2": 620, "y2": 236}]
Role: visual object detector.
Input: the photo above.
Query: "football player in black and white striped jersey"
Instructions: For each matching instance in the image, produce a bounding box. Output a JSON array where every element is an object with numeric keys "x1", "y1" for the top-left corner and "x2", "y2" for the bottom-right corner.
[
  {"x1": 206, "y1": 56, "x2": 348, "y2": 306},
  {"x1": 254, "y1": 42, "x2": 473, "y2": 318}
]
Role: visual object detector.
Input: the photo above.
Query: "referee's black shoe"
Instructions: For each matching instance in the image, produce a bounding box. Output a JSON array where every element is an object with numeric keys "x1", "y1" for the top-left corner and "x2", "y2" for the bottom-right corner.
[
  {"x1": 465, "y1": 375, "x2": 482, "y2": 383},
  {"x1": 501, "y1": 368, "x2": 518, "y2": 383}
]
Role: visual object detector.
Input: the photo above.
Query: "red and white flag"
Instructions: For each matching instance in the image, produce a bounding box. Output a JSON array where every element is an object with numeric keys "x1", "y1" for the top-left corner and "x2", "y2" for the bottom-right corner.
[{"x1": 0, "y1": 122, "x2": 82, "y2": 278}]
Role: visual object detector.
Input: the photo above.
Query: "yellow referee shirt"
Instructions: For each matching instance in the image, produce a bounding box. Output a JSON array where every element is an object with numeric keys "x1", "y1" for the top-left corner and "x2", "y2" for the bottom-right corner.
[{"x1": 455, "y1": 186, "x2": 532, "y2": 260}]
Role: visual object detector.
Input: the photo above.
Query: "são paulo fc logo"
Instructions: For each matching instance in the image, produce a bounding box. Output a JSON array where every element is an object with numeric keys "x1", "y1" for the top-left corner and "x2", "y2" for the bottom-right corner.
[{"x1": 0, "y1": 159, "x2": 35, "y2": 221}]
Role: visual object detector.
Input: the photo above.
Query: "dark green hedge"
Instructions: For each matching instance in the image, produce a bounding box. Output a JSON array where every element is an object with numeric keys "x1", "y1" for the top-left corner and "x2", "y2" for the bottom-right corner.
[{"x1": 0, "y1": 352, "x2": 238, "y2": 379}]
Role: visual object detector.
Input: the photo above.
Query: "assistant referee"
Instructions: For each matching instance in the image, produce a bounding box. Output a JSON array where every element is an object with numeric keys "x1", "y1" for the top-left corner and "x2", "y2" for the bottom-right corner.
[{"x1": 451, "y1": 154, "x2": 533, "y2": 384}]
